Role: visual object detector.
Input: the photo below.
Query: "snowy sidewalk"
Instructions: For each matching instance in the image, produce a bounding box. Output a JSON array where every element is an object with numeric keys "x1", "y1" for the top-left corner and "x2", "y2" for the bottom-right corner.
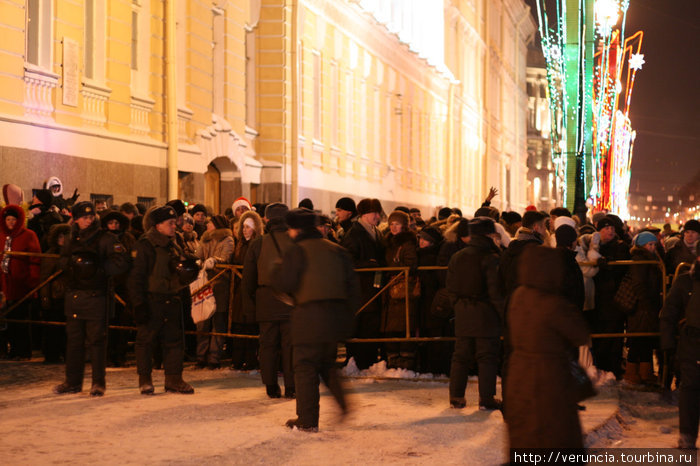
[{"x1": 0, "y1": 359, "x2": 619, "y2": 465}]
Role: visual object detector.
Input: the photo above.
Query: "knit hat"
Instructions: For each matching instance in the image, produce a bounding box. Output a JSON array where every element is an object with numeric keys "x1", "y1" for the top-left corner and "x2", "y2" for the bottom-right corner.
[
  {"x1": 554, "y1": 216, "x2": 577, "y2": 231},
  {"x1": 72, "y1": 201, "x2": 96, "y2": 219},
  {"x1": 166, "y1": 199, "x2": 186, "y2": 217},
  {"x1": 335, "y1": 197, "x2": 357, "y2": 214},
  {"x1": 438, "y1": 207, "x2": 453, "y2": 221},
  {"x1": 683, "y1": 220, "x2": 700, "y2": 234},
  {"x1": 286, "y1": 208, "x2": 317, "y2": 229},
  {"x1": 469, "y1": 217, "x2": 496, "y2": 236},
  {"x1": 474, "y1": 206, "x2": 499, "y2": 222},
  {"x1": 555, "y1": 225, "x2": 578, "y2": 248},
  {"x1": 387, "y1": 210, "x2": 410, "y2": 230},
  {"x1": 182, "y1": 213, "x2": 194, "y2": 225},
  {"x1": 2, "y1": 205, "x2": 20, "y2": 220},
  {"x1": 525, "y1": 205, "x2": 538, "y2": 212},
  {"x1": 231, "y1": 197, "x2": 252, "y2": 215},
  {"x1": 550, "y1": 207, "x2": 572, "y2": 218},
  {"x1": 264, "y1": 202, "x2": 289, "y2": 221},
  {"x1": 210, "y1": 215, "x2": 229, "y2": 230},
  {"x1": 2, "y1": 184, "x2": 24, "y2": 206},
  {"x1": 243, "y1": 216, "x2": 257, "y2": 231},
  {"x1": 456, "y1": 218, "x2": 470, "y2": 238},
  {"x1": 190, "y1": 204, "x2": 207, "y2": 216},
  {"x1": 395, "y1": 206, "x2": 410, "y2": 215},
  {"x1": 418, "y1": 226, "x2": 443, "y2": 245},
  {"x1": 34, "y1": 189, "x2": 53, "y2": 207},
  {"x1": 151, "y1": 206, "x2": 177, "y2": 225},
  {"x1": 522, "y1": 210, "x2": 547, "y2": 229},
  {"x1": 357, "y1": 198, "x2": 383, "y2": 216},
  {"x1": 592, "y1": 212, "x2": 607, "y2": 227},
  {"x1": 298, "y1": 198, "x2": 314, "y2": 210},
  {"x1": 101, "y1": 211, "x2": 128, "y2": 230},
  {"x1": 634, "y1": 231, "x2": 657, "y2": 247},
  {"x1": 501, "y1": 211, "x2": 522, "y2": 225}
]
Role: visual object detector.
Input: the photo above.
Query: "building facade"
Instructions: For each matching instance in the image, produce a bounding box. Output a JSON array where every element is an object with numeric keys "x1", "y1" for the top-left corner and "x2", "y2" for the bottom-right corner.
[{"x1": 0, "y1": 0, "x2": 535, "y2": 215}]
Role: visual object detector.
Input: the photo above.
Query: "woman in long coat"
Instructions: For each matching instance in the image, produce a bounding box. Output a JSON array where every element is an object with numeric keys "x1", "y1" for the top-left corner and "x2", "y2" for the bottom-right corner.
[
  {"x1": 194, "y1": 215, "x2": 234, "y2": 369},
  {"x1": 0, "y1": 204, "x2": 41, "y2": 359},
  {"x1": 230, "y1": 210, "x2": 263, "y2": 370},
  {"x1": 505, "y1": 246, "x2": 591, "y2": 450},
  {"x1": 382, "y1": 210, "x2": 418, "y2": 370}
]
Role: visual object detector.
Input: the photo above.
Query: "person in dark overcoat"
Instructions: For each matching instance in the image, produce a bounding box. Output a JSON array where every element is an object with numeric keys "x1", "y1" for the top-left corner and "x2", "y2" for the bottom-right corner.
[
  {"x1": 272, "y1": 208, "x2": 360, "y2": 431},
  {"x1": 39, "y1": 223, "x2": 71, "y2": 363},
  {"x1": 242, "y1": 203, "x2": 295, "y2": 399},
  {"x1": 340, "y1": 198, "x2": 385, "y2": 370},
  {"x1": 53, "y1": 202, "x2": 129, "y2": 396},
  {"x1": 230, "y1": 210, "x2": 263, "y2": 370},
  {"x1": 382, "y1": 210, "x2": 418, "y2": 369},
  {"x1": 660, "y1": 242, "x2": 700, "y2": 449},
  {"x1": 128, "y1": 205, "x2": 199, "y2": 395},
  {"x1": 447, "y1": 217, "x2": 504, "y2": 410},
  {"x1": 0, "y1": 204, "x2": 41, "y2": 360},
  {"x1": 623, "y1": 232, "x2": 662, "y2": 385},
  {"x1": 505, "y1": 246, "x2": 591, "y2": 452}
]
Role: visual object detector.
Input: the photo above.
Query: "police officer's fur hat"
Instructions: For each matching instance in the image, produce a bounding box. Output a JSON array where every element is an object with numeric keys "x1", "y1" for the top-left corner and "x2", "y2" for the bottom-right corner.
[
  {"x1": 72, "y1": 201, "x2": 96, "y2": 219},
  {"x1": 166, "y1": 199, "x2": 186, "y2": 217},
  {"x1": 151, "y1": 206, "x2": 177, "y2": 225},
  {"x1": 468, "y1": 217, "x2": 496, "y2": 236},
  {"x1": 264, "y1": 202, "x2": 289, "y2": 221},
  {"x1": 286, "y1": 208, "x2": 317, "y2": 230}
]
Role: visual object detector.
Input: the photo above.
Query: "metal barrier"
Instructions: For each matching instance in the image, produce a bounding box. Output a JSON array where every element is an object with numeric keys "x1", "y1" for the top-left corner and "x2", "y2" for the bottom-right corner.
[{"x1": 0, "y1": 250, "x2": 674, "y2": 344}]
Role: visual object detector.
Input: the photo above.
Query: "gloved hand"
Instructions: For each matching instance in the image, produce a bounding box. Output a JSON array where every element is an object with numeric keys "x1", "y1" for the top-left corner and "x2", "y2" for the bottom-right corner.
[
  {"x1": 204, "y1": 257, "x2": 216, "y2": 270},
  {"x1": 133, "y1": 303, "x2": 151, "y2": 325}
]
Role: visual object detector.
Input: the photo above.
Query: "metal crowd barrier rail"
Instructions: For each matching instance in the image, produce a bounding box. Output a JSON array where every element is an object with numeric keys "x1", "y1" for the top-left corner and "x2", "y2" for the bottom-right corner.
[{"x1": 0, "y1": 251, "x2": 678, "y2": 343}]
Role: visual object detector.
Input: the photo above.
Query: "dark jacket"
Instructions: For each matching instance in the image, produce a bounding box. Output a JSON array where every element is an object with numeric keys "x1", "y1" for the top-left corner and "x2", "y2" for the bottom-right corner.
[
  {"x1": 382, "y1": 230, "x2": 418, "y2": 333},
  {"x1": 499, "y1": 228, "x2": 543, "y2": 297},
  {"x1": 446, "y1": 235, "x2": 504, "y2": 337},
  {"x1": 594, "y1": 236, "x2": 631, "y2": 321},
  {"x1": 272, "y1": 229, "x2": 360, "y2": 344},
  {"x1": 505, "y1": 246, "x2": 590, "y2": 450},
  {"x1": 665, "y1": 240, "x2": 697, "y2": 277},
  {"x1": 27, "y1": 208, "x2": 63, "y2": 251},
  {"x1": 242, "y1": 221, "x2": 294, "y2": 322},
  {"x1": 39, "y1": 223, "x2": 71, "y2": 304},
  {"x1": 62, "y1": 220, "x2": 129, "y2": 319},
  {"x1": 626, "y1": 247, "x2": 662, "y2": 335},
  {"x1": 560, "y1": 247, "x2": 585, "y2": 312},
  {"x1": 418, "y1": 242, "x2": 443, "y2": 330},
  {"x1": 660, "y1": 271, "x2": 697, "y2": 354},
  {"x1": 340, "y1": 219, "x2": 385, "y2": 314}
]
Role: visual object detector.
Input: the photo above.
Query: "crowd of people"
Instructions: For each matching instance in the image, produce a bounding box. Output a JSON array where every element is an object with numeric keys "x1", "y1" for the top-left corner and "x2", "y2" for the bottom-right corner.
[{"x1": 1, "y1": 176, "x2": 699, "y2": 448}]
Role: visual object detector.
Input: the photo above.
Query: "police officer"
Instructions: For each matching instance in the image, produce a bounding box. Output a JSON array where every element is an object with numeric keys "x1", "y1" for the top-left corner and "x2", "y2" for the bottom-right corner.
[
  {"x1": 53, "y1": 202, "x2": 129, "y2": 396},
  {"x1": 660, "y1": 242, "x2": 700, "y2": 449},
  {"x1": 127, "y1": 205, "x2": 199, "y2": 395},
  {"x1": 272, "y1": 209, "x2": 360, "y2": 431},
  {"x1": 242, "y1": 203, "x2": 295, "y2": 399},
  {"x1": 446, "y1": 217, "x2": 505, "y2": 410}
]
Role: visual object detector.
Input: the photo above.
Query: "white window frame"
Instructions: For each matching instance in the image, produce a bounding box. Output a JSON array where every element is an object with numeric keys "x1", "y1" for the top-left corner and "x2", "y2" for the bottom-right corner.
[
  {"x1": 84, "y1": 0, "x2": 106, "y2": 83},
  {"x1": 312, "y1": 50, "x2": 322, "y2": 142},
  {"x1": 26, "y1": 0, "x2": 54, "y2": 70},
  {"x1": 130, "y1": 0, "x2": 151, "y2": 97}
]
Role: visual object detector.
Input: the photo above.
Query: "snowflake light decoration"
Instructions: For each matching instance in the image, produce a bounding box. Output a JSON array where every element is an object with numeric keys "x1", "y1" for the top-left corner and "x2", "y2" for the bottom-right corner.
[{"x1": 629, "y1": 53, "x2": 645, "y2": 71}]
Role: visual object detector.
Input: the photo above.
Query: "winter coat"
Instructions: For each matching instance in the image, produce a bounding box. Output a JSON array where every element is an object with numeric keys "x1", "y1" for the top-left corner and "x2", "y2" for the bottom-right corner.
[
  {"x1": 0, "y1": 205, "x2": 41, "y2": 301},
  {"x1": 340, "y1": 219, "x2": 385, "y2": 314},
  {"x1": 594, "y1": 235, "x2": 630, "y2": 321},
  {"x1": 560, "y1": 247, "x2": 585, "y2": 311},
  {"x1": 446, "y1": 234, "x2": 504, "y2": 338},
  {"x1": 626, "y1": 247, "x2": 662, "y2": 335},
  {"x1": 505, "y1": 246, "x2": 590, "y2": 450},
  {"x1": 181, "y1": 230, "x2": 199, "y2": 256},
  {"x1": 231, "y1": 211, "x2": 263, "y2": 324},
  {"x1": 665, "y1": 240, "x2": 697, "y2": 277},
  {"x1": 381, "y1": 231, "x2": 418, "y2": 333},
  {"x1": 272, "y1": 229, "x2": 360, "y2": 344},
  {"x1": 39, "y1": 223, "x2": 71, "y2": 303},
  {"x1": 436, "y1": 220, "x2": 467, "y2": 286},
  {"x1": 660, "y1": 271, "x2": 697, "y2": 354},
  {"x1": 499, "y1": 227, "x2": 543, "y2": 297},
  {"x1": 242, "y1": 220, "x2": 295, "y2": 322},
  {"x1": 27, "y1": 208, "x2": 63, "y2": 251},
  {"x1": 417, "y1": 243, "x2": 443, "y2": 331},
  {"x1": 195, "y1": 228, "x2": 234, "y2": 279}
]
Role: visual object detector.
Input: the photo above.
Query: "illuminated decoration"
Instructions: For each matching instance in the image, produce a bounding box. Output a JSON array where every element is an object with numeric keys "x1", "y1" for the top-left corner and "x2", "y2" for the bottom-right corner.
[{"x1": 534, "y1": 0, "x2": 643, "y2": 218}]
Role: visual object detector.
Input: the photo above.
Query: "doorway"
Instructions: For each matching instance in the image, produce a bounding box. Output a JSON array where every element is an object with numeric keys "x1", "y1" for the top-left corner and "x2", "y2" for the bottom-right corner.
[{"x1": 205, "y1": 163, "x2": 221, "y2": 214}]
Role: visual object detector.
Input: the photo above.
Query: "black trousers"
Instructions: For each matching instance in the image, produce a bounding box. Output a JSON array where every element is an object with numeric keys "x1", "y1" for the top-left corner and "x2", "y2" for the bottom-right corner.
[
  {"x1": 42, "y1": 302, "x2": 65, "y2": 362},
  {"x1": 5, "y1": 300, "x2": 32, "y2": 359},
  {"x1": 65, "y1": 316, "x2": 107, "y2": 386},
  {"x1": 258, "y1": 320, "x2": 294, "y2": 388},
  {"x1": 679, "y1": 359, "x2": 700, "y2": 442},
  {"x1": 230, "y1": 322, "x2": 259, "y2": 369},
  {"x1": 196, "y1": 312, "x2": 228, "y2": 365},
  {"x1": 450, "y1": 336, "x2": 500, "y2": 401},
  {"x1": 592, "y1": 318, "x2": 625, "y2": 377},
  {"x1": 136, "y1": 297, "x2": 184, "y2": 376},
  {"x1": 294, "y1": 342, "x2": 346, "y2": 427},
  {"x1": 346, "y1": 310, "x2": 382, "y2": 370}
]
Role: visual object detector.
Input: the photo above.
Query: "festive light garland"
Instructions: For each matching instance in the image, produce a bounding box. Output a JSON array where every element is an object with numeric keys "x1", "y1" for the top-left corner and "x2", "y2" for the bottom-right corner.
[{"x1": 534, "y1": 0, "x2": 643, "y2": 218}]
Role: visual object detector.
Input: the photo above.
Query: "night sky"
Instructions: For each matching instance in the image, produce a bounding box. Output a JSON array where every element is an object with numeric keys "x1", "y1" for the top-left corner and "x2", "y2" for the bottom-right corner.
[{"x1": 525, "y1": 0, "x2": 700, "y2": 199}]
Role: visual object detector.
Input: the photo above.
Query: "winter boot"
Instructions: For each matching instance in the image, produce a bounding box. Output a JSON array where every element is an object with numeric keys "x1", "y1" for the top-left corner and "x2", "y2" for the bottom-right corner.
[
  {"x1": 639, "y1": 362, "x2": 656, "y2": 385},
  {"x1": 139, "y1": 374, "x2": 155, "y2": 395},
  {"x1": 479, "y1": 397, "x2": 503, "y2": 411},
  {"x1": 449, "y1": 397, "x2": 466, "y2": 409},
  {"x1": 89, "y1": 383, "x2": 106, "y2": 397},
  {"x1": 284, "y1": 386, "x2": 296, "y2": 399},
  {"x1": 285, "y1": 418, "x2": 318, "y2": 433},
  {"x1": 266, "y1": 384, "x2": 282, "y2": 398},
  {"x1": 623, "y1": 362, "x2": 641, "y2": 385},
  {"x1": 164, "y1": 375, "x2": 195, "y2": 394},
  {"x1": 53, "y1": 382, "x2": 82, "y2": 395},
  {"x1": 678, "y1": 433, "x2": 697, "y2": 449}
]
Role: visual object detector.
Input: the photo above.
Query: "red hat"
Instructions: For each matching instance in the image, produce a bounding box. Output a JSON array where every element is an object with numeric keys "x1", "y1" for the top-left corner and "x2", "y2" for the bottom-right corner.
[{"x1": 525, "y1": 205, "x2": 538, "y2": 212}]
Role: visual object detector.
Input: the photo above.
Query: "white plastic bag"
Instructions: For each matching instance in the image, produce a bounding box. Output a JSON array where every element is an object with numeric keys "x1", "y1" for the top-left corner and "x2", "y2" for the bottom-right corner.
[{"x1": 190, "y1": 269, "x2": 216, "y2": 324}]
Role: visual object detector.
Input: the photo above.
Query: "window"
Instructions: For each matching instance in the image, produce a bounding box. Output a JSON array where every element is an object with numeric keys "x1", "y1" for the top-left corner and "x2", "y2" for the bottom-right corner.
[
  {"x1": 130, "y1": 1, "x2": 150, "y2": 94},
  {"x1": 131, "y1": 10, "x2": 138, "y2": 71},
  {"x1": 345, "y1": 73, "x2": 354, "y2": 153},
  {"x1": 84, "y1": 0, "x2": 106, "y2": 82},
  {"x1": 212, "y1": 8, "x2": 224, "y2": 116},
  {"x1": 313, "y1": 52, "x2": 322, "y2": 140},
  {"x1": 330, "y1": 62, "x2": 339, "y2": 146},
  {"x1": 26, "y1": 0, "x2": 53, "y2": 68}
]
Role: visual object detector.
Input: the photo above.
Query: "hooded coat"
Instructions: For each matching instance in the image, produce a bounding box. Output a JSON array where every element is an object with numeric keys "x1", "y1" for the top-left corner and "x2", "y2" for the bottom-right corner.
[
  {"x1": 231, "y1": 211, "x2": 263, "y2": 323},
  {"x1": 505, "y1": 246, "x2": 590, "y2": 450},
  {"x1": 381, "y1": 230, "x2": 418, "y2": 333},
  {"x1": 0, "y1": 205, "x2": 41, "y2": 300}
]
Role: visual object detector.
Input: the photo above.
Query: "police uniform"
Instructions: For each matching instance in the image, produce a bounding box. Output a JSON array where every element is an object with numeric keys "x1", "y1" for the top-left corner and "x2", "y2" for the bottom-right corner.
[
  {"x1": 54, "y1": 202, "x2": 129, "y2": 396},
  {"x1": 660, "y1": 258, "x2": 700, "y2": 449},
  {"x1": 127, "y1": 206, "x2": 198, "y2": 394},
  {"x1": 272, "y1": 209, "x2": 360, "y2": 431}
]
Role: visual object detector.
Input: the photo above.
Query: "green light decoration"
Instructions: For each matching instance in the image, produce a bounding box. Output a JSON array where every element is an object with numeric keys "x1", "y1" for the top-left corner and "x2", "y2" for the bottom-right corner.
[{"x1": 534, "y1": 0, "x2": 642, "y2": 219}]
